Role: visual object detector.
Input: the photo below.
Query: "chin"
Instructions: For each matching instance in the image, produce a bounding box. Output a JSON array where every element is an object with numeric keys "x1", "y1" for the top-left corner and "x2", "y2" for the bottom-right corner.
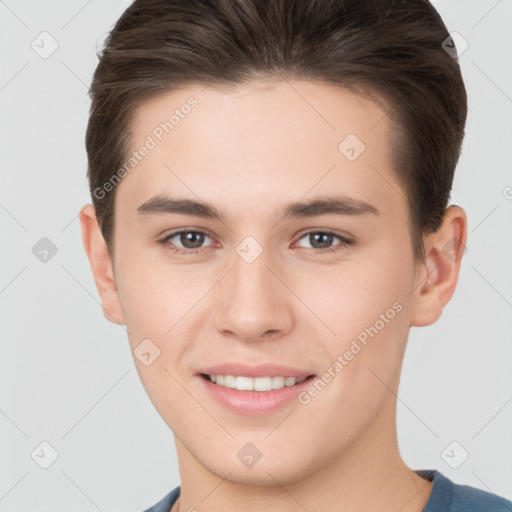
[{"x1": 204, "y1": 451, "x2": 316, "y2": 487}]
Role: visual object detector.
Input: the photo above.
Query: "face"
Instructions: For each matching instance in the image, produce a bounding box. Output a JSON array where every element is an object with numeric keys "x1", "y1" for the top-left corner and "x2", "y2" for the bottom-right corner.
[{"x1": 108, "y1": 80, "x2": 423, "y2": 484}]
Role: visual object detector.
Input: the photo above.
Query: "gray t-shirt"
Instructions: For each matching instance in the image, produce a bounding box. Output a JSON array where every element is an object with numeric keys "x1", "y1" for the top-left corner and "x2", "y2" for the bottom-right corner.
[{"x1": 143, "y1": 469, "x2": 512, "y2": 512}]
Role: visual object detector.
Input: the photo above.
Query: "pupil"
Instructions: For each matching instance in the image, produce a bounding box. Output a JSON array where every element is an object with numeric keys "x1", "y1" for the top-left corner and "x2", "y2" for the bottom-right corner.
[
  {"x1": 311, "y1": 233, "x2": 333, "y2": 249},
  {"x1": 181, "y1": 232, "x2": 204, "y2": 249}
]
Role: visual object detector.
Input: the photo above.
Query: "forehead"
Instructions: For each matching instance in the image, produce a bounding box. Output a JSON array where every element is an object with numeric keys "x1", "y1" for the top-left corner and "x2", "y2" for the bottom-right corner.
[{"x1": 118, "y1": 79, "x2": 404, "y2": 221}]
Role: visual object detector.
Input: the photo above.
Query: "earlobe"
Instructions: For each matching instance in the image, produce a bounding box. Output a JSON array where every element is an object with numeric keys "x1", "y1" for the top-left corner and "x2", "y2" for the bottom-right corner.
[
  {"x1": 410, "y1": 205, "x2": 467, "y2": 327},
  {"x1": 79, "y1": 204, "x2": 125, "y2": 325}
]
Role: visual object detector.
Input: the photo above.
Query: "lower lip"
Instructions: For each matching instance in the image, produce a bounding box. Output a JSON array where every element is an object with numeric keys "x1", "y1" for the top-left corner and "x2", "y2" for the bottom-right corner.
[{"x1": 198, "y1": 374, "x2": 316, "y2": 416}]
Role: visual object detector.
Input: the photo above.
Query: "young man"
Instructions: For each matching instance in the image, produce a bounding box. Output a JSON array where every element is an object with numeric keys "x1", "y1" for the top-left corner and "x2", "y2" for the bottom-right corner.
[{"x1": 80, "y1": 0, "x2": 511, "y2": 510}]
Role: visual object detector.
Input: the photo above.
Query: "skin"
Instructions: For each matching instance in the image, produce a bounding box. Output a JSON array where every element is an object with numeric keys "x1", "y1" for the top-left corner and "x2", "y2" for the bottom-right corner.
[{"x1": 80, "y1": 79, "x2": 467, "y2": 512}]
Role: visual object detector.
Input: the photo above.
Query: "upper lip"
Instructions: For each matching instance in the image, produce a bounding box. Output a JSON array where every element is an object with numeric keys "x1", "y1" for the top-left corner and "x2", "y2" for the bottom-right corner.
[{"x1": 197, "y1": 363, "x2": 315, "y2": 378}]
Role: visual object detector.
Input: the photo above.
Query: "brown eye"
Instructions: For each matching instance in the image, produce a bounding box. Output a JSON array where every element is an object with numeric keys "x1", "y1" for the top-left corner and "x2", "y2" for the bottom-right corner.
[
  {"x1": 160, "y1": 229, "x2": 215, "y2": 255},
  {"x1": 176, "y1": 231, "x2": 207, "y2": 249},
  {"x1": 307, "y1": 232, "x2": 335, "y2": 249},
  {"x1": 295, "y1": 231, "x2": 353, "y2": 253}
]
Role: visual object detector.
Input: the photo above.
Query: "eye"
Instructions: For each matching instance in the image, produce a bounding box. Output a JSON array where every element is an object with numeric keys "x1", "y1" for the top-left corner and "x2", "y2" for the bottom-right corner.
[
  {"x1": 295, "y1": 231, "x2": 353, "y2": 253},
  {"x1": 159, "y1": 229, "x2": 216, "y2": 255},
  {"x1": 158, "y1": 229, "x2": 354, "y2": 256}
]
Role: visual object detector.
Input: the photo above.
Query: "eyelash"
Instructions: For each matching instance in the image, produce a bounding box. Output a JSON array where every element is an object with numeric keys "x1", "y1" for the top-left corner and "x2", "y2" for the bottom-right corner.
[{"x1": 158, "y1": 229, "x2": 354, "y2": 256}]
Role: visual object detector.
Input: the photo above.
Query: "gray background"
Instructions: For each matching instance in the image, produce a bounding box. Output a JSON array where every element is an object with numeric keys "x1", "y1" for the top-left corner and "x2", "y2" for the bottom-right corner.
[{"x1": 1, "y1": 0, "x2": 511, "y2": 510}]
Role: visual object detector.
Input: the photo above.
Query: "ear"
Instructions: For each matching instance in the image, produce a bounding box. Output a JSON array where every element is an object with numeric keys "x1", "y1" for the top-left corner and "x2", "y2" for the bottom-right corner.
[
  {"x1": 410, "y1": 205, "x2": 467, "y2": 327},
  {"x1": 79, "y1": 204, "x2": 125, "y2": 325}
]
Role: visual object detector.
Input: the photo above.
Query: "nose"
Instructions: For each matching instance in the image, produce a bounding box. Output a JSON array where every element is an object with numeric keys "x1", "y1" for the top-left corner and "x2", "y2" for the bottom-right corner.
[{"x1": 213, "y1": 248, "x2": 295, "y2": 343}]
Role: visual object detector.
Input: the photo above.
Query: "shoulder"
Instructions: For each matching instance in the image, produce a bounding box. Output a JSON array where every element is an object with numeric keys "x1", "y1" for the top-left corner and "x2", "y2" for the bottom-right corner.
[
  {"x1": 142, "y1": 485, "x2": 181, "y2": 512},
  {"x1": 451, "y1": 479, "x2": 512, "y2": 512},
  {"x1": 417, "y1": 469, "x2": 512, "y2": 512}
]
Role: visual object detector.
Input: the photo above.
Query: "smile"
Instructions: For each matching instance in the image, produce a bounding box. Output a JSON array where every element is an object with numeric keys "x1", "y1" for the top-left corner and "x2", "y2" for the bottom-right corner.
[
  {"x1": 199, "y1": 373, "x2": 316, "y2": 415},
  {"x1": 202, "y1": 374, "x2": 310, "y2": 391}
]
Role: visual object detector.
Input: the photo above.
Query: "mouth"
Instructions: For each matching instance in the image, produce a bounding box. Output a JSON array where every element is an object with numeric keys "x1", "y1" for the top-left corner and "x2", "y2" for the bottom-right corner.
[
  {"x1": 198, "y1": 372, "x2": 316, "y2": 415},
  {"x1": 195, "y1": 363, "x2": 317, "y2": 415}
]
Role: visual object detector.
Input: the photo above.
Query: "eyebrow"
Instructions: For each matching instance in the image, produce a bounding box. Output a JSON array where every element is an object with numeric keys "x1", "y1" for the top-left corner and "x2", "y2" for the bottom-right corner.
[{"x1": 136, "y1": 194, "x2": 380, "y2": 221}]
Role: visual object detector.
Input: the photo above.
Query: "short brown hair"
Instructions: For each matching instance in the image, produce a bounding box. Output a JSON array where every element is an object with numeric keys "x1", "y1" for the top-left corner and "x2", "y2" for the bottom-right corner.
[{"x1": 86, "y1": 0, "x2": 467, "y2": 262}]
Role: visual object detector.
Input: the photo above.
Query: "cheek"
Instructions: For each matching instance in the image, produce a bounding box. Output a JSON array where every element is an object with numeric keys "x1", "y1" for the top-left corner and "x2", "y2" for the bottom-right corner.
[
  {"x1": 300, "y1": 248, "x2": 412, "y2": 371},
  {"x1": 115, "y1": 246, "x2": 199, "y2": 329},
  {"x1": 114, "y1": 254, "x2": 200, "y2": 413},
  {"x1": 303, "y1": 256, "x2": 409, "y2": 329},
  {"x1": 297, "y1": 259, "x2": 410, "y2": 438}
]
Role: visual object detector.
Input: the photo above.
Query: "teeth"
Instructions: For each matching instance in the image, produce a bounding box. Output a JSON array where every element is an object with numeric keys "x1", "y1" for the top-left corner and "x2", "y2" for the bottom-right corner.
[{"x1": 207, "y1": 374, "x2": 308, "y2": 391}]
